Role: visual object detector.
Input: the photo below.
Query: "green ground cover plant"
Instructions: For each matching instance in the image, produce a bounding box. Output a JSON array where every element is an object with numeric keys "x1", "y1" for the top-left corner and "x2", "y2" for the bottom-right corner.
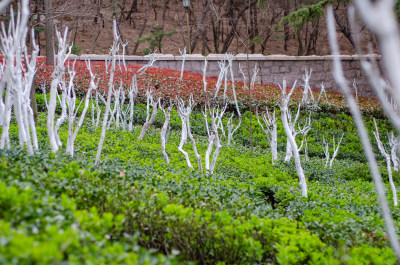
[{"x1": 1, "y1": 101, "x2": 400, "y2": 264}]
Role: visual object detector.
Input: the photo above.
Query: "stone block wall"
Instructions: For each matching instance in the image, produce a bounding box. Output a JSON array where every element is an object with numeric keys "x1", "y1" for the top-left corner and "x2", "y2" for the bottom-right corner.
[{"x1": 71, "y1": 54, "x2": 380, "y2": 98}]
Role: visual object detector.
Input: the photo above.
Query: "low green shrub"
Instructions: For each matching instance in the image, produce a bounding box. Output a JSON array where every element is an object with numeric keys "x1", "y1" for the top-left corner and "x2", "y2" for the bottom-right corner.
[{"x1": 335, "y1": 162, "x2": 400, "y2": 184}]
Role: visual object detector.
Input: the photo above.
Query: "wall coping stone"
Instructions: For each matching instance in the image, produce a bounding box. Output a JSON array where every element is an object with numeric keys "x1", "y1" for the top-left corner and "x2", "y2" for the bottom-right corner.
[{"x1": 69, "y1": 54, "x2": 381, "y2": 62}]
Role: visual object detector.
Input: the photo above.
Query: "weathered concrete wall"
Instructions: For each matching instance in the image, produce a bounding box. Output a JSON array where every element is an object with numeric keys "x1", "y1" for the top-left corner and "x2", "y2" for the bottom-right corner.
[{"x1": 71, "y1": 54, "x2": 380, "y2": 98}]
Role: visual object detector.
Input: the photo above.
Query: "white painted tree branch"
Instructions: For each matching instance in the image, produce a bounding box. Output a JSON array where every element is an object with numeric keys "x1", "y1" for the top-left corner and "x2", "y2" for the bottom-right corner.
[
  {"x1": 357, "y1": 53, "x2": 400, "y2": 132},
  {"x1": 138, "y1": 89, "x2": 158, "y2": 140},
  {"x1": 354, "y1": 0, "x2": 400, "y2": 111},
  {"x1": 327, "y1": 6, "x2": 400, "y2": 258},
  {"x1": 227, "y1": 113, "x2": 241, "y2": 147}
]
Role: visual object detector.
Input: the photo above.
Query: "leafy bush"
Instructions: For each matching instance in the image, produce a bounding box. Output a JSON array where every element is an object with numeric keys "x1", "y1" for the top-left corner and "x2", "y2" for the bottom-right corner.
[
  {"x1": 2, "y1": 149, "x2": 396, "y2": 264},
  {"x1": 336, "y1": 162, "x2": 400, "y2": 184}
]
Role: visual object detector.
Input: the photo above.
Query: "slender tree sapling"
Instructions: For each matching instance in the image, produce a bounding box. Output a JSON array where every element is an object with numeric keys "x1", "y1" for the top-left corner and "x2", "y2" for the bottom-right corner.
[
  {"x1": 279, "y1": 79, "x2": 308, "y2": 197},
  {"x1": 257, "y1": 107, "x2": 278, "y2": 163},
  {"x1": 373, "y1": 118, "x2": 398, "y2": 206}
]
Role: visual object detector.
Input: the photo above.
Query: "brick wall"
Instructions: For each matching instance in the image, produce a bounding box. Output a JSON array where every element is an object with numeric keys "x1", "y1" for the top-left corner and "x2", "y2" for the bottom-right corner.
[{"x1": 71, "y1": 54, "x2": 380, "y2": 98}]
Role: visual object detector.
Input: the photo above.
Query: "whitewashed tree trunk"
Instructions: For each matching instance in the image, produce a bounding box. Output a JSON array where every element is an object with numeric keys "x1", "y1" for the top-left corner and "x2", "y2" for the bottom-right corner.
[
  {"x1": 317, "y1": 82, "x2": 328, "y2": 103},
  {"x1": 22, "y1": 36, "x2": 39, "y2": 152},
  {"x1": 389, "y1": 132, "x2": 400, "y2": 172},
  {"x1": 204, "y1": 103, "x2": 227, "y2": 174},
  {"x1": 373, "y1": 118, "x2": 398, "y2": 206},
  {"x1": 204, "y1": 133, "x2": 215, "y2": 173},
  {"x1": 386, "y1": 155, "x2": 398, "y2": 207},
  {"x1": 284, "y1": 107, "x2": 312, "y2": 162},
  {"x1": 329, "y1": 133, "x2": 344, "y2": 168},
  {"x1": 66, "y1": 60, "x2": 97, "y2": 156},
  {"x1": 138, "y1": 90, "x2": 158, "y2": 140},
  {"x1": 177, "y1": 110, "x2": 193, "y2": 169},
  {"x1": 128, "y1": 75, "x2": 138, "y2": 132},
  {"x1": 257, "y1": 108, "x2": 277, "y2": 162},
  {"x1": 13, "y1": 84, "x2": 29, "y2": 150},
  {"x1": 227, "y1": 54, "x2": 241, "y2": 116},
  {"x1": 284, "y1": 138, "x2": 293, "y2": 162},
  {"x1": 301, "y1": 68, "x2": 314, "y2": 104},
  {"x1": 95, "y1": 92, "x2": 102, "y2": 128},
  {"x1": 270, "y1": 125, "x2": 278, "y2": 162},
  {"x1": 179, "y1": 47, "x2": 187, "y2": 80},
  {"x1": 354, "y1": 0, "x2": 400, "y2": 114},
  {"x1": 114, "y1": 84, "x2": 121, "y2": 128},
  {"x1": 177, "y1": 96, "x2": 202, "y2": 170},
  {"x1": 187, "y1": 118, "x2": 202, "y2": 171},
  {"x1": 0, "y1": 90, "x2": 12, "y2": 149},
  {"x1": 47, "y1": 29, "x2": 71, "y2": 153},
  {"x1": 279, "y1": 79, "x2": 308, "y2": 197},
  {"x1": 214, "y1": 61, "x2": 226, "y2": 97},
  {"x1": 323, "y1": 133, "x2": 344, "y2": 168},
  {"x1": 304, "y1": 136, "x2": 309, "y2": 161},
  {"x1": 202, "y1": 57, "x2": 208, "y2": 91},
  {"x1": 0, "y1": 0, "x2": 11, "y2": 14},
  {"x1": 323, "y1": 135, "x2": 330, "y2": 167},
  {"x1": 160, "y1": 101, "x2": 173, "y2": 164},
  {"x1": 55, "y1": 83, "x2": 68, "y2": 147},
  {"x1": 210, "y1": 124, "x2": 222, "y2": 173},
  {"x1": 91, "y1": 96, "x2": 95, "y2": 127},
  {"x1": 95, "y1": 20, "x2": 119, "y2": 166},
  {"x1": 327, "y1": 6, "x2": 400, "y2": 258},
  {"x1": 120, "y1": 88, "x2": 127, "y2": 131},
  {"x1": 0, "y1": 2, "x2": 38, "y2": 154},
  {"x1": 227, "y1": 113, "x2": 241, "y2": 147},
  {"x1": 65, "y1": 88, "x2": 76, "y2": 155},
  {"x1": 27, "y1": 105, "x2": 38, "y2": 150},
  {"x1": 284, "y1": 106, "x2": 300, "y2": 162}
]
